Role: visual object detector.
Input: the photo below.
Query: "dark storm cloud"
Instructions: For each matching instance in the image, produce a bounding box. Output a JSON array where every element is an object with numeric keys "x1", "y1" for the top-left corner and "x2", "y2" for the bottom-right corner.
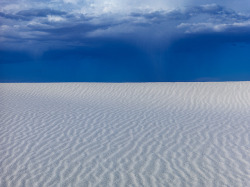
[
  {"x1": 16, "y1": 9, "x2": 67, "y2": 18},
  {"x1": 0, "y1": 12, "x2": 29, "y2": 21},
  {"x1": 28, "y1": 23, "x2": 117, "y2": 44},
  {"x1": 130, "y1": 4, "x2": 249, "y2": 24},
  {"x1": 130, "y1": 10, "x2": 191, "y2": 25},
  {"x1": 0, "y1": 9, "x2": 67, "y2": 21},
  {"x1": 1, "y1": 1, "x2": 250, "y2": 82},
  {"x1": 1, "y1": 4, "x2": 249, "y2": 45}
]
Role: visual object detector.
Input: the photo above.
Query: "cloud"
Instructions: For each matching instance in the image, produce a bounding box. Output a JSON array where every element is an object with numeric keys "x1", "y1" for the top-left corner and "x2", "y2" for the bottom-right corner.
[
  {"x1": 47, "y1": 15, "x2": 65, "y2": 22},
  {"x1": 1, "y1": 0, "x2": 250, "y2": 82},
  {"x1": 0, "y1": 2, "x2": 250, "y2": 53},
  {"x1": 0, "y1": 12, "x2": 25, "y2": 20},
  {"x1": 175, "y1": 4, "x2": 250, "y2": 33},
  {"x1": 0, "y1": 8, "x2": 67, "y2": 21},
  {"x1": 178, "y1": 21, "x2": 250, "y2": 33},
  {"x1": 16, "y1": 9, "x2": 66, "y2": 18},
  {"x1": 63, "y1": 0, "x2": 79, "y2": 4}
]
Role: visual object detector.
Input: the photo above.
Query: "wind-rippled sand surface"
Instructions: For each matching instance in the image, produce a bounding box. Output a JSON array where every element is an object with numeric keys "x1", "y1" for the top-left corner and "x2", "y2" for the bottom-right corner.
[{"x1": 0, "y1": 82, "x2": 250, "y2": 187}]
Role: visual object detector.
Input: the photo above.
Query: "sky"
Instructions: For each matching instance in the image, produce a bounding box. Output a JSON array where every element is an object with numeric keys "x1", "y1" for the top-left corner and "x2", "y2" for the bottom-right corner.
[{"x1": 0, "y1": 0, "x2": 250, "y2": 82}]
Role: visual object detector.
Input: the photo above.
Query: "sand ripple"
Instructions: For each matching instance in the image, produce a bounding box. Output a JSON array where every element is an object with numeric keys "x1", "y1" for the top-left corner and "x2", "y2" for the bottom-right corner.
[{"x1": 0, "y1": 82, "x2": 250, "y2": 186}]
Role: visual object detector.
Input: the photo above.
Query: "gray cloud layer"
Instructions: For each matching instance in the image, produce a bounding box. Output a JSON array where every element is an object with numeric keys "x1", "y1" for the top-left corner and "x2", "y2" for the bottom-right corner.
[{"x1": 0, "y1": 1, "x2": 250, "y2": 52}]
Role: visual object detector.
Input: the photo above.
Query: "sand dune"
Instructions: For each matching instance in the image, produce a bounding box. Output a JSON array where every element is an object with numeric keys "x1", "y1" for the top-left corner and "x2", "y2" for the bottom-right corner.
[{"x1": 0, "y1": 82, "x2": 250, "y2": 187}]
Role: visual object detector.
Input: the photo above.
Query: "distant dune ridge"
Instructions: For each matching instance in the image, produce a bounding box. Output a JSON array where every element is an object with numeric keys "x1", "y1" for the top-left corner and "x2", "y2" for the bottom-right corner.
[{"x1": 0, "y1": 82, "x2": 249, "y2": 187}]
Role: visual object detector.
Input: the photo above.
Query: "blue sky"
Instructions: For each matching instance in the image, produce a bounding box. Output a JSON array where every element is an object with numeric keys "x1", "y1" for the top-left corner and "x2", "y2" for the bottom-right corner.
[{"x1": 0, "y1": 0, "x2": 250, "y2": 82}]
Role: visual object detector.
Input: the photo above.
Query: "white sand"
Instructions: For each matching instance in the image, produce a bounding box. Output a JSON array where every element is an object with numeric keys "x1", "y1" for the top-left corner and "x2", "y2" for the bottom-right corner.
[{"x1": 0, "y1": 82, "x2": 250, "y2": 187}]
